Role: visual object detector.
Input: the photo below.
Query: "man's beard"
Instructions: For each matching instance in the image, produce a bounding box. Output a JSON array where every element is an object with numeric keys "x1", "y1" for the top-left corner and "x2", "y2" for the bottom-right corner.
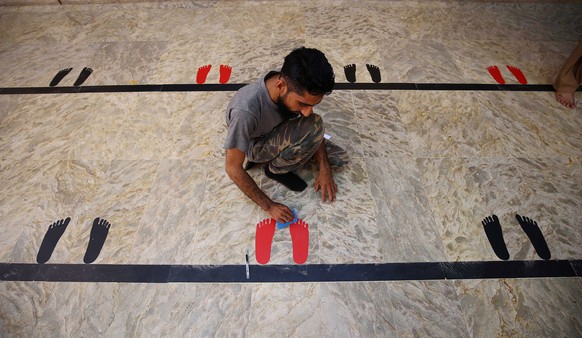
[{"x1": 276, "y1": 94, "x2": 301, "y2": 120}]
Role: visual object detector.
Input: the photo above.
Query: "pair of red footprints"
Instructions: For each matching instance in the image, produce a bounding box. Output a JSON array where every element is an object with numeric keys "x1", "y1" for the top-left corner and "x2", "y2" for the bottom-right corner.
[
  {"x1": 196, "y1": 64, "x2": 232, "y2": 84},
  {"x1": 255, "y1": 218, "x2": 309, "y2": 265},
  {"x1": 487, "y1": 65, "x2": 528, "y2": 85}
]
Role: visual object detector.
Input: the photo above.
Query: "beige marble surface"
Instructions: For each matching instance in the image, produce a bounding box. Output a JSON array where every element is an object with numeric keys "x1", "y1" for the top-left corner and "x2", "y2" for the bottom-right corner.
[
  {"x1": 418, "y1": 157, "x2": 527, "y2": 261},
  {"x1": 1, "y1": 278, "x2": 580, "y2": 337},
  {"x1": 478, "y1": 92, "x2": 582, "y2": 158},
  {"x1": 351, "y1": 91, "x2": 412, "y2": 158},
  {"x1": 316, "y1": 158, "x2": 383, "y2": 263},
  {"x1": 1, "y1": 0, "x2": 582, "y2": 337},
  {"x1": 28, "y1": 282, "x2": 253, "y2": 337},
  {"x1": 368, "y1": 157, "x2": 447, "y2": 262},
  {"x1": 455, "y1": 277, "x2": 582, "y2": 337}
]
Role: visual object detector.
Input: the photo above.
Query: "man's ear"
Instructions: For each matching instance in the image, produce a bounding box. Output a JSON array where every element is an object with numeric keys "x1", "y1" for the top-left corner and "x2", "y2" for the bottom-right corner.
[{"x1": 275, "y1": 77, "x2": 287, "y2": 96}]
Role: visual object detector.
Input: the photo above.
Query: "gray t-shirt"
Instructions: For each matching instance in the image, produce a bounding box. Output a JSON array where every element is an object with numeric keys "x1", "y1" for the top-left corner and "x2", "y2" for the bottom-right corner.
[{"x1": 223, "y1": 71, "x2": 288, "y2": 158}]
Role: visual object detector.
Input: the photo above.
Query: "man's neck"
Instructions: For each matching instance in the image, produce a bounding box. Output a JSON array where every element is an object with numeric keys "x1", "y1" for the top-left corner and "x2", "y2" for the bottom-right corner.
[{"x1": 265, "y1": 72, "x2": 280, "y2": 104}]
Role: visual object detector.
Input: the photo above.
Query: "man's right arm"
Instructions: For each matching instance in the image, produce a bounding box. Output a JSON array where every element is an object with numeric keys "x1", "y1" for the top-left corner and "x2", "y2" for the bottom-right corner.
[{"x1": 225, "y1": 148, "x2": 295, "y2": 224}]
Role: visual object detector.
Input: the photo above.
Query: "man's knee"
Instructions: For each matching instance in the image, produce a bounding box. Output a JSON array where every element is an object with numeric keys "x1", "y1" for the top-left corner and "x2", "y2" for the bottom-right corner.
[
  {"x1": 278, "y1": 114, "x2": 324, "y2": 157},
  {"x1": 303, "y1": 113, "x2": 324, "y2": 144}
]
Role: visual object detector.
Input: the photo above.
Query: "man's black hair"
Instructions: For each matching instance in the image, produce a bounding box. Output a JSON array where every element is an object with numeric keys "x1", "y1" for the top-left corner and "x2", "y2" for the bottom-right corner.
[{"x1": 280, "y1": 47, "x2": 335, "y2": 96}]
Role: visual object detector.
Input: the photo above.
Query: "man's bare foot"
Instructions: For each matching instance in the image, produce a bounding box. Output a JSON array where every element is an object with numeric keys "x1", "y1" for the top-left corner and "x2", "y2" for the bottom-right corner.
[{"x1": 556, "y1": 92, "x2": 575, "y2": 109}]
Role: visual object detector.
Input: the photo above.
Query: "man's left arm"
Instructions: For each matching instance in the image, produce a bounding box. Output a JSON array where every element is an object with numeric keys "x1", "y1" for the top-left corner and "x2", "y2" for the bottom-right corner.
[{"x1": 313, "y1": 140, "x2": 338, "y2": 203}]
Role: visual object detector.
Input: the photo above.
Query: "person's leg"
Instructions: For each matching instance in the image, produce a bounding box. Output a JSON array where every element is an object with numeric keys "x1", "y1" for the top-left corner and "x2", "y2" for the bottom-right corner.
[
  {"x1": 554, "y1": 41, "x2": 582, "y2": 108},
  {"x1": 574, "y1": 53, "x2": 582, "y2": 86},
  {"x1": 251, "y1": 114, "x2": 324, "y2": 172},
  {"x1": 323, "y1": 140, "x2": 349, "y2": 172},
  {"x1": 250, "y1": 114, "x2": 324, "y2": 190}
]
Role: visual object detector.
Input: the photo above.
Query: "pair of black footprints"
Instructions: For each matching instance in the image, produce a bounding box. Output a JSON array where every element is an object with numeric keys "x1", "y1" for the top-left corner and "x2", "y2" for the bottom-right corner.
[
  {"x1": 481, "y1": 214, "x2": 551, "y2": 260},
  {"x1": 343, "y1": 63, "x2": 382, "y2": 83},
  {"x1": 36, "y1": 217, "x2": 111, "y2": 264},
  {"x1": 49, "y1": 67, "x2": 93, "y2": 87}
]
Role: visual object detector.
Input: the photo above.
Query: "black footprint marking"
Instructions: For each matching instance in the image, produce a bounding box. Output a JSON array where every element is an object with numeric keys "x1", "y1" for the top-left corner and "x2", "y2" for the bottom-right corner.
[
  {"x1": 83, "y1": 217, "x2": 111, "y2": 264},
  {"x1": 482, "y1": 215, "x2": 510, "y2": 260},
  {"x1": 344, "y1": 64, "x2": 356, "y2": 83},
  {"x1": 366, "y1": 64, "x2": 381, "y2": 83},
  {"x1": 36, "y1": 217, "x2": 71, "y2": 264},
  {"x1": 515, "y1": 214, "x2": 551, "y2": 260},
  {"x1": 74, "y1": 67, "x2": 93, "y2": 87},
  {"x1": 49, "y1": 68, "x2": 73, "y2": 87}
]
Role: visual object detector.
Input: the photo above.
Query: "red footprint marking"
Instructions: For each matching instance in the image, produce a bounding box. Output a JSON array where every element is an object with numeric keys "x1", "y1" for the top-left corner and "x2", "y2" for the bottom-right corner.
[
  {"x1": 487, "y1": 65, "x2": 505, "y2": 84},
  {"x1": 255, "y1": 218, "x2": 276, "y2": 265},
  {"x1": 506, "y1": 65, "x2": 528, "y2": 84},
  {"x1": 196, "y1": 64, "x2": 212, "y2": 84},
  {"x1": 219, "y1": 65, "x2": 232, "y2": 84},
  {"x1": 290, "y1": 219, "x2": 309, "y2": 265}
]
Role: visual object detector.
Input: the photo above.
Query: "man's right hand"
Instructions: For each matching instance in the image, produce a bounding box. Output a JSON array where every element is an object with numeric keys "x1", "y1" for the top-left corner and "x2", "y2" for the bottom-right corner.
[
  {"x1": 226, "y1": 149, "x2": 295, "y2": 224},
  {"x1": 266, "y1": 202, "x2": 295, "y2": 224}
]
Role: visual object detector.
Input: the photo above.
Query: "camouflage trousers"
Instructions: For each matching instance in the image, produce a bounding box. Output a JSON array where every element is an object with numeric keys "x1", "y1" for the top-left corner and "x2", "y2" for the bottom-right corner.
[{"x1": 249, "y1": 114, "x2": 349, "y2": 174}]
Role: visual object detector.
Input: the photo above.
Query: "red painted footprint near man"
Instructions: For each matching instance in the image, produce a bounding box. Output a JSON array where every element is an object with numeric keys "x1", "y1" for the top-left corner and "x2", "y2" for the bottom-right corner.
[
  {"x1": 255, "y1": 218, "x2": 276, "y2": 265},
  {"x1": 487, "y1": 65, "x2": 528, "y2": 84},
  {"x1": 255, "y1": 217, "x2": 309, "y2": 265},
  {"x1": 196, "y1": 64, "x2": 232, "y2": 84}
]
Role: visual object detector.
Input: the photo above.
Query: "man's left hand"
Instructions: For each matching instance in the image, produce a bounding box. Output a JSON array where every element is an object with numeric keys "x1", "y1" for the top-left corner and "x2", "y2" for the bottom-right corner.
[{"x1": 314, "y1": 170, "x2": 337, "y2": 203}]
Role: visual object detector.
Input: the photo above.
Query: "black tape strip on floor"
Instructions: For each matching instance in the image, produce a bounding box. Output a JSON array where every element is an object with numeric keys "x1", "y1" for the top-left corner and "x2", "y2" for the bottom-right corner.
[
  {"x1": 0, "y1": 83, "x2": 561, "y2": 95},
  {"x1": 0, "y1": 260, "x2": 579, "y2": 283}
]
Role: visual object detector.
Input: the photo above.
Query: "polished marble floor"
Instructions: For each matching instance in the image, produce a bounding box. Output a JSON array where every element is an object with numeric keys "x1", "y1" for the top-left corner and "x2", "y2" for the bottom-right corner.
[{"x1": 1, "y1": 0, "x2": 582, "y2": 337}]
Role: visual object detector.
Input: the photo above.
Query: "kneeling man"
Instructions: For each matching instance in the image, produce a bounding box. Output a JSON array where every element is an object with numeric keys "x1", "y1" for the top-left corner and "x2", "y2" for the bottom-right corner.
[{"x1": 224, "y1": 47, "x2": 347, "y2": 224}]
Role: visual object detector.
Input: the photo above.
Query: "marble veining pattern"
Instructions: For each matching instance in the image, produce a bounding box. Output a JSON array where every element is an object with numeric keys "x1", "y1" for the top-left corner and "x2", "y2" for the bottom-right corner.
[
  {"x1": 454, "y1": 278, "x2": 582, "y2": 337},
  {"x1": 0, "y1": 0, "x2": 581, "y2": 337}
]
